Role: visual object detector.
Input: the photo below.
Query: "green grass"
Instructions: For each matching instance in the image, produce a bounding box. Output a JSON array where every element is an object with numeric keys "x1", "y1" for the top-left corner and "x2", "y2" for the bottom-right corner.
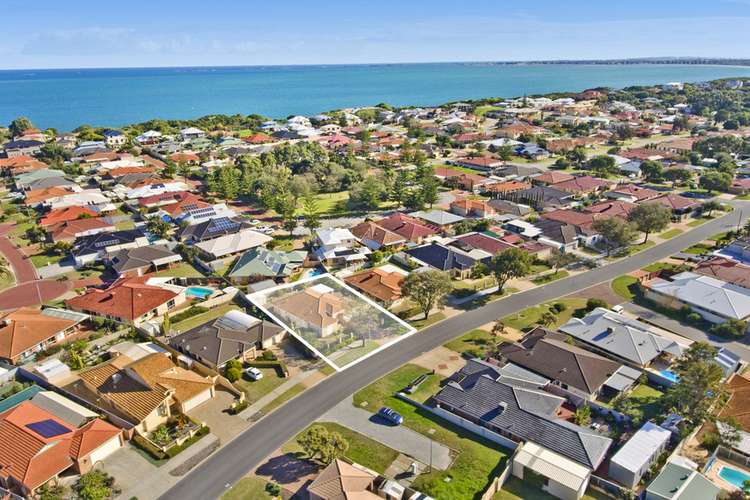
[
  {"x1": 353, "y1": 365, "x2": 510, "y2": 499},
  {"x1": 269, "y1": 235, "x2": 296, "y2": 251},
  {"x1": 444, "y1": 329, "x2": 495, "y2": 358},
  {"x1": 115, "y1": 219, "x2": 136, "y2": 230},
  {"x1": 530, "y1": 263, "x2": 552, "y2": 274},
  {"x1": 28, "y1": 251, "x2": 65, "y2": 268},
  {"x1": 658, "y1": 228, "x2": 683, "y2": 239},
  {"x1": 410, "y1": 312, "x2": 447, "y2": 329},
  {"x1": 222, "y1": 477, "x2": 272, "y2": 500},
  {"x1": 688, "y1": 216, "x2": 713, "y2": 227},
  {"x1": 473, "y1": 105, "x2": 502, "y2": 117},
  {"x1": 260, "y1": 383, "x2": 306, "y2": 414},
  {"x1": 294, "y1": 191, "x2": 349, "y2": 216},
  {"x1": 641, "y1": 262, "x2": 676, "y2": 273},
  {"x1": 627, "y1": 240, "x2": 656, "y2": 254},
  {"x1": 332, "y1": 339, "x2": 380, "y2": 366},
  {"x1": 501, "y1": 298, "x2": 586, "y2": 331},
  {"x1": 611, "y1": 275, "x2": 639, "y2": 301},
  {"x1": 531, "y1": 270, "x2": 569, "y2": 285},
  {"x1": 153, "y1": 261, "x2": 204, "y2": 278},
  {"x1": 233, "y1": 368, "x2": 286, "y2": 404},
  {"x1": 171, "y1": 303, "x2": 241, "y2": 332},
  {"x1": 433, "y1": 163, "x2": 482, "y2": 175},
  {"x1": 624, "y1": 384, "x2": 664, "y2": 422},
  {"x1": 494, "y1": 477, "x2": 613, "y2": 500},
  {"x1": 284, "y1": 422, "x2": 400, "y2": 474},
  {"x1": 684, "y1": 242, "x2": 715, "y2": 255}
]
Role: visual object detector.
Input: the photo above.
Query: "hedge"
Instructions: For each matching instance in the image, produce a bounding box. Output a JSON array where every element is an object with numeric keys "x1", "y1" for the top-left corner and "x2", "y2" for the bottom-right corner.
[
  {"x1": 171, "y1": 306, "x2": 209, "y2": 324},
  {"x1": 245, "y1": 360, "x2": 288, "y2": 378},
  {"x1": 131, "y1": 425, "x2": 210, "y2": 461}
]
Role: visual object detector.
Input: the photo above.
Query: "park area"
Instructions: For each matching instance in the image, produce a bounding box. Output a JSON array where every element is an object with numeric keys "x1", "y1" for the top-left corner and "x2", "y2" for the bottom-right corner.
[{"x1": 247, "y1": 274, "x2": 415, "y2": 370}]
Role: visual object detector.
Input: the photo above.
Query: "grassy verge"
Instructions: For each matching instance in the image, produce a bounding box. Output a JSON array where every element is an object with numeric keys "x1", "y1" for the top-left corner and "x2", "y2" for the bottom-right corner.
[
  {"x1": 284, "y1": 422, "x2": 400, "y2": 474},
  {"x1": 501, "y1": 298, "x2": 586, "y2": 331},
  {"x1": 444, "y1": 329, "x2": 495, "y2": 358},
  {"x1": 658, "y1": 228, "x2": 683, "y2": 239},
  {"x1": 260, "y1": 383, "x2": 306, "y2": 414},
  {"x1": 410, "y1": 312, "x2": 447, "y2": 329},
  {"x1": 29, "y1": 251, "x2": 65, "y2": 268},
  {"x1": 611, "y1": 275, "x2": 638, "y2": 301},
  {"x1": 531, "y1": 270, "x2": 569, "y2": 285},
  {"x1": 688, "y1": 216, "x2": 713, "y2": 227},
  {"x1": 353, "y1": 365, "x2": 509, "y2": 499},
  {"x1": 222, "y1": 477, "x2": 273, "y2": 500}
]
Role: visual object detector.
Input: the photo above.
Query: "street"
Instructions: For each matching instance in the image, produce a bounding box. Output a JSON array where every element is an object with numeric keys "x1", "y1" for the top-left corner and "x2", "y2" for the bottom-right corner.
[{"x1": 160, "y1": 204, "x2": 749, "y2": 500}]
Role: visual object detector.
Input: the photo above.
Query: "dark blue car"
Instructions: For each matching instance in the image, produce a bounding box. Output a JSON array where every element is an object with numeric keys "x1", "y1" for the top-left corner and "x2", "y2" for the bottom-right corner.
[{"x1": 378, "y1": 407, "x2": 403, "y2": 425}]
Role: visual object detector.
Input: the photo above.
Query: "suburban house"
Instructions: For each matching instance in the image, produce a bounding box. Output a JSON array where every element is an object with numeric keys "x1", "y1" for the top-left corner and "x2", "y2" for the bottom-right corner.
[
  {"x1": 227, "y1": 247, "x2": 307, "y2": 284},
  {"x1": 374, "y1": 213, "x2": 439, "y2": 244},
  {"x1": 448, "y1": 156, "x2": 504, "y2": 171},
  {"x1": 559, "y1": 308, "x2": 686, "y2": 369},
  {"x1": 105, "y1": 244, "x2": 183, "y2": 277},
  {"x1": 409, "y1": 209, "x2": 465, "y2": 230},
  {"x1": 532, "y1": 171, "x2": 575, "y2": 186},
  {"x1": 47, "y1": 217, "x2": 115, "y2": 243},
  {"x1": 644, "y1": 272, "x2": 750, "y2": 330},
  {"x1": 0, "y1": 401, "x2": 123, "y2": 497},
  {"x1": 405, "y1": 242, "x2": 477, "y2": 278},
  {"x1": 645, "y1": 459, "x2": 719, "y2": 500},
  {"x1": 497, "y1": 328, "x2": 636, "y2": 404},
  {"x1": 449, "y1": 199, "x2": 496, "y2": 218},
  {"x1": 0, "y1": 307, "x2": 89, "y2": 364},
  {"x1": 312, "y1": 227, "x2": 371, "y2": 269},
  {"x1": 721, "y1": 237, "x2": 750, "y2": 265},
  {"x1": 650, "y1": 194, "x2": 702, "y2": 220},
  {"x1": 169, "y1": 310, "x2": 284, "y2": 369},
  {"x1": 343, "y1": 265, "x2": 407, "y2": 307},
  {"x1": 39, "y1": 206, "x2": 99, "y2": 227},
  {"x1": 449, "y1": 232, "x2": 516, "y2": 257},
  {"x1": 534, "y1": 219, "x2": 580, "y2": 251},
  {"x1": 271, "y1": 283, "x2": 345, "y2": 337},
  {"x1": 72, "y1": 228, "x2": 151, "y2": 267},
  {"x1": 176, "y1": 216, "x2": 252, "y2": 243},
  {"x1": 194, "y1": 228, "x2": 273, "y2": 261},
  {"x1": 605, "y1": 184, "x2": 660, "y2": 203},
  {"x1": 67, "y1": 352, "x2": 215, "y2": 433},
  {"x1": 350, "y1": 221, "x2": 407, "y2": 251},
  {"x1": 433, "y1": 363, "x2": 612, "y2": 500},
  {"x1": 550, "y1": 175, "x2": 614, "y2": 196},
  {"x1": 608, "y1": 422, "x2": 672, "y2": 488},
  {"x1": 695, "y1": 257, "x2": 750, "y2": 289},
  {"x1": 505, "y1": 185, "x2": 575, "y2": 210},
  {"x1": 65, "y1": 276, "x2": 187, "y2": 326}
]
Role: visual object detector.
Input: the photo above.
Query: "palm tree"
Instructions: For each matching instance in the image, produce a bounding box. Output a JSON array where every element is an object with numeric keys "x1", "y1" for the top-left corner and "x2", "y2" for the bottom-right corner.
[
  {"x1": 490, "y1": 320, "x2": 507, "y2": 338},
  {"x1": 539, "y1": 310, "x2": 558, "y2": 327}
]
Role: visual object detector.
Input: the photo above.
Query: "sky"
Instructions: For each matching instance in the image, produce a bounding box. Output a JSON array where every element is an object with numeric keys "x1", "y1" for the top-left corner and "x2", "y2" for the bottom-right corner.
[{"x1": 1, "y1": 0, "x2": 749, "y2": 69}]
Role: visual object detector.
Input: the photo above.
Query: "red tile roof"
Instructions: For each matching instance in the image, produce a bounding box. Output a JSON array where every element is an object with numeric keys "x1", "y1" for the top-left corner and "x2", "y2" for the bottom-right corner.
[
  {"x1": 69, "y1": 418, "x2": 121, "y2": 460},
  {"x1": 585, "y1": 200, "x2": 636, "y2": 218},
  {"x1": 533, "y1": 171, "x2": 574, "y2": 185},
  {"x1": 0, "y1": 308, "x2": 83, "y2": 362},
  {"x1": 344, "y1": 268, "x2": 405, "y2": 303},
  {"x1": 608, "y1": 184, "x2": 660, "y2": 201},
  {"x1": 375, "y1": 213, "x2": 438, "y2": 243},
  {"x1": 551, "y1": 175, "x2": 611, "y2": 194},
  {"x1": 39, "y1": 206, "x2": 99, "y2": 227},
  {"x1": 651, "y1": 193, "x2": 701, "y2": 211},
  {"x1": 48, "y1": 217, "x2": 114, "y2": 242},
  {"x1": 452, "y1": 232, "x2": 515, "y2": 256},
  {"x1": 350, "y1": 221, "x2": 406, "y2": 248},
  {"x1": 65, "y1": 277, "x2": 179, "y2": 321}
]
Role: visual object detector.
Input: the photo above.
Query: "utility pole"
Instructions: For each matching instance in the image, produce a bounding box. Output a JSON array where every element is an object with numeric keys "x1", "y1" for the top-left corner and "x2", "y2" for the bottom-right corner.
[{"x1": 738, "y1": 209, "x2": 744, "y2": 233}]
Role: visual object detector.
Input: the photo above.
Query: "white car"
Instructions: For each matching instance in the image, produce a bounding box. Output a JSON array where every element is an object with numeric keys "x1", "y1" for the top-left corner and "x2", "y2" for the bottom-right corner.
[
  {"x1": 611, "y1": 305, "x2": 625, "y2": 314},
  {"x1": 245, "y1": 367, "x2": 263, "y2": 381},
  {"x1": 249, "y1": 219, "x2": 261, "y2": 225}
]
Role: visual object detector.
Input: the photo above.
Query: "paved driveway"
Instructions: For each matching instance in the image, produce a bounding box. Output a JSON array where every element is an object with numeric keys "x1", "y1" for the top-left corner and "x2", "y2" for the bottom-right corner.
[
  {"x1": 188, "y1": 389, "x2": 249, "y2": 444},
  {"x1": 320, "y1": 398, "x2": 452, "y2": 470}
]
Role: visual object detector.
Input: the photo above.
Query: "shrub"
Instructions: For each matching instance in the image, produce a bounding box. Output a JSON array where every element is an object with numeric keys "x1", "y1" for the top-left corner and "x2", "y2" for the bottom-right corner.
[
  {"x1": 711, "y1": 319, "x2": 747, "y2": 339},
  {"x1": 686, "y1": 312, "x2": 702, "y2": 323},
  {"x1": 229, "y1": 400, "x2": 250, "y2": 415},
  {"x1": 586, "y1": 298, "x2": 609, "y2": 311},
  {"x1": 265, "y1": 483, "x2": 281, "y2": 496},
  {"x1": 701, "y1": 431, "x2": 721, "y2": 451},
  {"x1": 260, "y1": 350, "x2": 277, "y2": 361},
  {"x1": 171, "y1": 305, "x2": 209, "y2": 324},
  {"x1": 552, "y1": 302, "x2": 567, "y2": 313},
  {"x1": 226, "y1": 367, "x2": 242, "y2": 382}
]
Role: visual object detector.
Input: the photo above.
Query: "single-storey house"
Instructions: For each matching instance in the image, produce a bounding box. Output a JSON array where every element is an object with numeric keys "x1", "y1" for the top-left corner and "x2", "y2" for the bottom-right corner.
[
  {"x1": 608, "y1": 422, "x2": 672, "y2": 488},
  {"x1": 227, "y1": 248, "x2": 307, "y2": 284},
  {"x1": 344, "y1": 265, "x2": 407, "y2": 307},
  {"x1": 0, "y1": 307, "x2": 89, "y2": 365},
  {"x1": 106, "y1": 244, "x2": 183, "y2": 277},
  {"x1": 270, "y1": 283, "x2": 345, "y2": 337}
]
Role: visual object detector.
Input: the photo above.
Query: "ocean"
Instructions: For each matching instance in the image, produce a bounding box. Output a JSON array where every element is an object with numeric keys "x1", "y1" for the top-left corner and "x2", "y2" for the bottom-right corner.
[{"x1": 2, "y1": 63, "x2": 750, "y2": 131}]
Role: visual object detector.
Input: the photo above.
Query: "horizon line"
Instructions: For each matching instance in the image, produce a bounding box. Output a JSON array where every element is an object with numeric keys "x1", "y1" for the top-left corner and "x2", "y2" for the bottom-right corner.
[{"x1": 1, "y1": 55, "x2": 749, "y2": 73}]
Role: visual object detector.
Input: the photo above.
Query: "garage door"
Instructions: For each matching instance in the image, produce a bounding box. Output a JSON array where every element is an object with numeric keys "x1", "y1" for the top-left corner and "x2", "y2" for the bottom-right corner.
[
  {"x1": 182, "y1": 388, "x2": 212, "y2": 412},
  {"x1": 89, "y1": 435, "x2": 122, "y2": 464}
]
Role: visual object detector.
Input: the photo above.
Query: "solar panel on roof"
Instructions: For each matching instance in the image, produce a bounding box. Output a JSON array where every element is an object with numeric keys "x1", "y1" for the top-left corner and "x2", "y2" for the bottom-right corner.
[{"x1": 26, "y1": 419, "x2": 71, "y2": 438}]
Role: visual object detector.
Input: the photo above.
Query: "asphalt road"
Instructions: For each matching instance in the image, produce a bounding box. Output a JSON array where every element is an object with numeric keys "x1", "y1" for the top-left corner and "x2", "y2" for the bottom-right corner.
[{"x1": 161, "y1": 206, "x2": 749, "y2": 500}]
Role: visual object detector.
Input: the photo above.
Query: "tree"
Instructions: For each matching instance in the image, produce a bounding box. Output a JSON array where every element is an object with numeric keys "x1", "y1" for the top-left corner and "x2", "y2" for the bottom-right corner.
[
  {"x1": 74, "y1": 470, "x2": 117, "y2": 500},
  {"x1": 664, "y1": 342, "x2": 726, "y2": 425},
  {"x1": 348, "y1": 175, "x2": 385, "y2": 210},
  {"x1": 38, "y1": 482, "x2": 66, "y2": 500},
  {"x1": 592, "y1": 217, "x2": 636, "y2": 256},
  {"x1": 663, "y1": 167, "x2": 693, "y2": 187},
  {"x1": 539, "y1": 310, "x2": 557, "y2": 327},
  {"x1": 489, "y1": 248, "x2": 533, "y2": 293},
  {"x1": 640, "y1": 160, "x2": 663, "y2": 182},
  {"x1": 699, "y1": 171, "x2": 732, "y2": 193},
  {"x1": 161, "y1": 312, "x2": 171, "y2": 336},
  {"x1": 586, "y1": 155, "x2": 618, "y2": 177},
  {"x1": 574, "y1": 405, "x2": 591, "y2": 426},
  {"x1": 565, "y1": 146, "x2": 587, "y2": 166},
  {"x1": 548, "y1": 248, "x2": 577, "y2": 272},
  {"x1": 276, "y1": 195, "x2": 298, "y2": 236},
  {"x1": 401, "y1": 270, "x2": 453, "y2": 319},
  {"x1": 178, "y1": 161, "x2": 192, "y2": 181},
  {"x1": 297, "y1": 425, "x2": 349, "y2": 464},
  {"x1": 628, "y1": 203, "x2": 672, "y2": 243},
  {"x1": 146, "y1": 217, "x2": 170, "y2": 239},
  {"x1": 391, "y1": 170, "x2": 412, "y2": 208},
  {"x1": 9, "y1": 117, "x2": 33, "y2": 137},
  {"x1": 701, "y1": 199, "x2": 722, "y2": 217},
  {"x1": 301, "y1": 194, "x2": 321, "y2": 234}
]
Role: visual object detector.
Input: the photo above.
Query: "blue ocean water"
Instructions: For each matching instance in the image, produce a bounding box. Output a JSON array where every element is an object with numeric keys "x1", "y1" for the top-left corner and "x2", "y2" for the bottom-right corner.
[{"x1": 2, "y1": 63, "x2": 750, "y2": 131}]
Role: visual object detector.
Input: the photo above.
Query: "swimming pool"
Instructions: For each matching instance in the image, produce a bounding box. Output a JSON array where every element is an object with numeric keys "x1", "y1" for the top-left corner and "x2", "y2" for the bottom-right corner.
[
  {"x1": 660, "y1": 370, "x2": 679, "y2": 383},
  {"x1": 719, "y1": 465, "x2": 750, "y2": 489},
  {"x1": 185, "y1": 286, "x2": 214, "y2": 299}
]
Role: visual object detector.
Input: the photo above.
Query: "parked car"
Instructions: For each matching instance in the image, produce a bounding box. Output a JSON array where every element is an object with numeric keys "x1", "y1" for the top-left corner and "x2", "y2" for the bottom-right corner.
[
  {"x1": 378, "y1": 407, "x2": 403, "y2": 425},
  {"x1": 245, "y1": 367, "x2": 263, "y2": 381},
  {"x1": 611, "y1": 304, "x2": 624, "y2": 313}
]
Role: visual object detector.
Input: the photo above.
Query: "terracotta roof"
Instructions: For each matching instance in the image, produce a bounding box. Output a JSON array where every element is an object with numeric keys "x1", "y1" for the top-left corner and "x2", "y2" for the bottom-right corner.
[
  {"x1": 65, "y1": 277, "x2": 179, "y2": 321},
  {"x1": 0, "y1": 308, "x2": 83, "y2": 362},
  {"x1": 721, "y1": 374, "x2": 750, "y2": 432},
  {"x1": 169, "y1": 152, "x2": 200, "y2": 163},
  {"x1": 609, "y1": 184, "x2": 660, "y2": 201},
  {"x1": 433, "y1": 166, "x2": 466, "y2": 178},
  {"x1": 651, "y1": 193, "x2": 700, "y2": 211},
  {"x1": 585, "y1": 200, "x2": 636, "y2": 218},
  {"x1": 0, "y1": 156, "x2": 47, "y2": 173},
  {"x1": 105, "y1": 166, "x2": 155, "y2": 178},
  {"x1": 69, "y1": 418, "x2": 120, "y2": 459},
  {"x1": 307, "y1": 459, "x2": 378, "y2": 500},
  {"x1": 127, "y1": 353, "x2": 214, "y2": 407},
  {"x1": 451, "y1": 232, "x2": 515, "y2": 256},
  {"x1": 24, "y1": 187, "x2": 72, "y2": 205},
  {"x1": 483, "y1": 180, "x2": 531, "y2": 193},
  {"x1": 374, "y1": 213, "x2": 438, "y2": 243},
  {"x1": 39, "y1": 206, "x2": 99, "y2": 226},
  {"x1": 242, "y1": 133, "x2": 273, "y2": 144},
  {"x1": 272, "y1": 286, "x2": 344, "y2": 331},
  {"x1": 159, "y1": 193, "x2": 211, "y2": 217},
  {"x1": 449, "y1": 199, "x2": 495, "y2": 214},
  {"x1": 533, "y1": 171, "x2": 574, "y2": 185},
  {"x1": 350, "y1": 221, "x2": 406, "y2": 248},
  {"x1": 48, "y1": 217, "x2": 114, "y2": 242},
  {"x1": 0, "y1": 401, "x2": 74, "y2": 492},
  {"x1": 695, "y1": 257, "x2": 750, "y2": 289},
  {"x1": 344, "y1": 268, "x2": 405, "y2": 303},
  {"x1": 551, "y1": 175, "x2": 611, "y2": 194}
]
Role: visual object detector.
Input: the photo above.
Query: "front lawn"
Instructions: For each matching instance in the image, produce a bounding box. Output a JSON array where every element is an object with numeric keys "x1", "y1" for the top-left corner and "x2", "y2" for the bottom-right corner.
[
  {"x1": 222, "y1": 477, "x2": 273, "y2": 500},
  {"x1": 233, "y1": 368, "x2": 286, "y2": 404},
  {"x1": 410, "y1": 312, "x2": 447, "y2": 329},
  {"x1": 501, "y1": 298, "x2": 586, "y2": 331},
  {"x1": 284, "y1": 422, "x2": 400, "y2": 474},
  {"x1": 259, "y1": 383, "x2": 306, "y2": 414},
  {"x1": 29, "y1": 251, "x2": 65, "y2": 268},
  {"x1": 687, "y1": 216, "x2": 713, "y2": 227},
  {"x1": 171, "y1": 303, "x2": 241, "y2": 332},
  {"x1": 626, "y1": 240, "x2": 656, "y2": 254},
  {"x1": 444, "y1": 329, "x2": 495, "y2": 358},
  {"x1": 683, "y1": 242, "x2": 715, "y2": 255},
  {"x1": 354, "y1": 365, "x2": 511, "y2": 500},
  {"x1": 611, "y1": 275, "x2": 639, "y2": 301},
  {"x1": 658, "y1": 228, "x2": 683, "y2": 239},
  {"x1": 531, "y1": 270, "x2": 569, "y2": 285}
]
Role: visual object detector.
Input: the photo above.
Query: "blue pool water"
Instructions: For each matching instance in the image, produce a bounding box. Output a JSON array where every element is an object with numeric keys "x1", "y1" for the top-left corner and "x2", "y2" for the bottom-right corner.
[
  {"x1": 185, "y1": 286, "x2": 214, "y2": 299},
  {"x1": 660, "y1": 370, "x2": 680, "y2": 383},
  {"x1": 719, "y1": 466, "x2": 750, "y2": 489},
  {"x1": 309, "y1": 267, "x2": 325, "y2": 277}
]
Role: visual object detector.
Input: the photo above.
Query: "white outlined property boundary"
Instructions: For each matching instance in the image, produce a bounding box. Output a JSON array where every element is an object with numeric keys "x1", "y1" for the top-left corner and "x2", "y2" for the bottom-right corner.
[{"x1": 245, "y1": 273, "x2": 417, "y2": 372}]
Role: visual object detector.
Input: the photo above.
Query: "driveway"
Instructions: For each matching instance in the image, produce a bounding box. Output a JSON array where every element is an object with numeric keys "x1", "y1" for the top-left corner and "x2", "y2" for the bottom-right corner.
[
  {"x1": 622, "y1": 302, "x2": 750, "y2": 361},
  {"x1": 320, "y1": 397, "x2": 452, "y2": 470},
  {"x1": 188, "y1": 389, "x2": 249, "y2": 444}
]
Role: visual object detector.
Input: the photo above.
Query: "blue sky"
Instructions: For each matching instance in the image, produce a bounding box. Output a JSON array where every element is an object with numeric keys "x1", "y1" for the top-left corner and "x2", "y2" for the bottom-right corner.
[{"x1": 2, "y1": 0, "x2": 749, "y2": 69}]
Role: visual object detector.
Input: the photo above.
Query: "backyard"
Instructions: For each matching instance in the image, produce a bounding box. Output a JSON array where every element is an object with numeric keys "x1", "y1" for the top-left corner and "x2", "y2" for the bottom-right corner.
[
  {"x1": 494, "y1": 477, "x2": 612, "y2": 500},
  {"x1": 620, "y1": 383, "x2": 664, "y2": 422},
  {"x1": 353, "y1": 364, "x2": 511, "y2": 499},
  {"x1": 170, "y1": 303, "x2": 241, "y2": 332},
  {"x1": 154, "y1": 261, "x2": 204, "y2": 278}
]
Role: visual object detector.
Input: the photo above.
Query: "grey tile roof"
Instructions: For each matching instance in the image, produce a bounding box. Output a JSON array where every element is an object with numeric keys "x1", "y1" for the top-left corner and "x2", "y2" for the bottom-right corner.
[
  {"x1": 434, "y1": 371, "x2": 611, "y2": 468},
  {"x1": 177, "y1": 216, "x2": 250, "y2": 242},
  {"x1": 108, "y1": 244, "x2": 181, "y2": 274}
]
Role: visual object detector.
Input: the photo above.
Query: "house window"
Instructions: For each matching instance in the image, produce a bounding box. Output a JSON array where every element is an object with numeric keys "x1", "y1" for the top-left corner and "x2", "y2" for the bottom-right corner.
[
  {"x1": 167, "y1": 299, "x2": 175, "y2": 309},
  {"x1": 157, "y1": 403, "x2": 168, "y2": 416}
]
